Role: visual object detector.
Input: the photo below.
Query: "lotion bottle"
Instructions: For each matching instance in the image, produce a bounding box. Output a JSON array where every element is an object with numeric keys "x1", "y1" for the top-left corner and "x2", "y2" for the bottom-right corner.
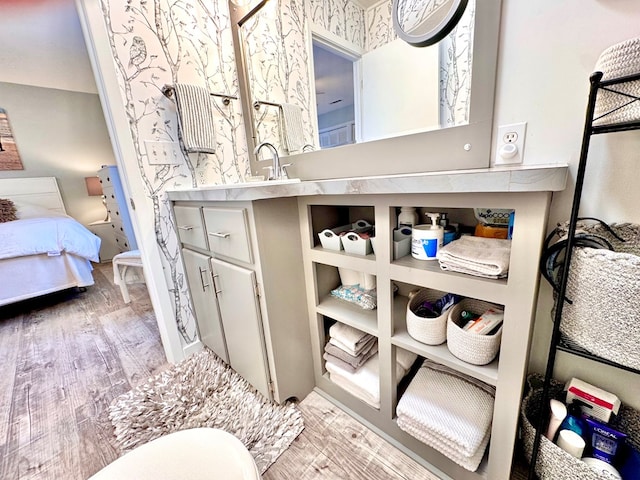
[
  {"x1": 398, "y1": 207, "x2": 419, "y2": 228},
  {"x1": 411, "y1": 213, "x2": 444, "y2": 260}
]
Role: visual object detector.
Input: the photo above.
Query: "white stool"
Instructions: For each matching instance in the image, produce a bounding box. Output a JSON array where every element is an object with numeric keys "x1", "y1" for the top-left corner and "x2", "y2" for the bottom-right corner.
[
  {"x1": 89, "y1": 428, "x2": 261, "y2": 480},
  {"x1": 112, "y1": 249, "x2": 145, "y2": 304}
]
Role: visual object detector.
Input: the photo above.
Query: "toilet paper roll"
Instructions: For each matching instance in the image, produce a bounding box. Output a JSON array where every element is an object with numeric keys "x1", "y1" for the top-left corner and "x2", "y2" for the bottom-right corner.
[{"x1": 557, "y1": 429, "x2": 586, "y2": 458}]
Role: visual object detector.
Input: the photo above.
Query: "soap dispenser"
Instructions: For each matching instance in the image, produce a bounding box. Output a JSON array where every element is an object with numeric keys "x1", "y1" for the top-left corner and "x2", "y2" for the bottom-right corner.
[{"x1": 411, "y1": 213, "x2": 444, "y2": 261}]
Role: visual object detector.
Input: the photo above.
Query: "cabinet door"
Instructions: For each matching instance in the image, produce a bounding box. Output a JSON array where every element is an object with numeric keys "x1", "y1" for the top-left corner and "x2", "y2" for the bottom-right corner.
[
  {"x1": 181, "y1": 249, "x2": 228, "y2": 363},
  {"x1": 211, "y1": 258, "x2": 271, "y2": 399}
]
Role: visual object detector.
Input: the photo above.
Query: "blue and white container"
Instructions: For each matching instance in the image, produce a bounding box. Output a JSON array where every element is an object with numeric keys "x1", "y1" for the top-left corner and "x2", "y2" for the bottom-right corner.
[{"x1": 411, "y1": 213, "x2": 444, "y2": 260}]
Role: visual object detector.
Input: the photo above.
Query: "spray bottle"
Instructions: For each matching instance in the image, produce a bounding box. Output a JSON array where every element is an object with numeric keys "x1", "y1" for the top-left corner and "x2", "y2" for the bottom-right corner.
[{"x1": 411, "y1": 213, "x2": 444, "y2": 260}]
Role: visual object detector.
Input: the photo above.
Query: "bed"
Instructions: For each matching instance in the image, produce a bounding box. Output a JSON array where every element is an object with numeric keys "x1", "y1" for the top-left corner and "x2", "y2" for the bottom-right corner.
[{"x1": 0, "y1": 177, "x2": 101, "y2": 307}]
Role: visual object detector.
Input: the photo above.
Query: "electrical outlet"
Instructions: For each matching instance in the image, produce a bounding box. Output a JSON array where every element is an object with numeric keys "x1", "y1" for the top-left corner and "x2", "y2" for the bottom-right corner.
[
  {"x1": 494, "y1": 122, "x2": 527, "y2": 165},
  {"x1": 145, "y1": 140, "x2": 183, "y2": 165}
]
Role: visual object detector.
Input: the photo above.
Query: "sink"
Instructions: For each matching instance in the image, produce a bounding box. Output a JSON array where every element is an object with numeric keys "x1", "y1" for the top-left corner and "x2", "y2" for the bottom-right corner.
[{"x1": 200, "y1": 178, "x2": 301, "y2": 190}]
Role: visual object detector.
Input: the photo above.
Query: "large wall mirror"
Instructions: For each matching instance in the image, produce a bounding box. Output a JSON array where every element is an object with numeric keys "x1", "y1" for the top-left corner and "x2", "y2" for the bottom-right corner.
[{"x1": 230, "y1": 0, "x2": 501, "y2": 180}]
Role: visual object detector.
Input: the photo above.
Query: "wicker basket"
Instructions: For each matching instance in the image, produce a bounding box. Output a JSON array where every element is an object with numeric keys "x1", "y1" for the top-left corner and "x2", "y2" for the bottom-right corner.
[
  {"x1": 593, "y1": 37, "x2": 640, "y2": 126},
  {"x1": 406, "y1": 289, "x2": 451, "y2": 345},
  {"x1": 556, "y1": 222, "x2": 640, "y2": 371},
  {"x1": 520, "y1": 374, "x2": 640, "y2": 480},
  {"x1": 447, "y1": 299, "x2": 503, "y2": 365}
]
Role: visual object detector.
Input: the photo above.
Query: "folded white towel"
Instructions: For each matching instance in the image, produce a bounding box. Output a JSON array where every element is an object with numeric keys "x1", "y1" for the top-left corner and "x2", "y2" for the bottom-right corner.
[
  {"x1": 329, "y1": 371, "x2": 380, "y2": 409},
  {"x1": 436, "y1": 236, "x2": 511, "y2": 279},
  {"x1": 325, "y1": 351, "x2": 416, "y2": 407},
  {"x1": 397, "y1": 415, "x2": 490, "y2": 472},
  {"x1": 172, "y1": 83, "x2": 217, "y2": 153},
  {"x1": 329, "y1": 322, "x2": 373, "y2": 356},
  {"x1": 396, "y1": 360, "x2": 495, "y2": 458},
  {"x1": 280, "y1": 103, "x2": 305, "y2": 153}
]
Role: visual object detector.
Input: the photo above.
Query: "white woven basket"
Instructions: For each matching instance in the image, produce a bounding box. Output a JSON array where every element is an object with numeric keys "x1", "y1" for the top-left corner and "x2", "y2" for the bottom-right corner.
[
  {"x1": 447, "y1": 299, "x2": 503, "y2": 366},
  {"x1": 557, "y1": 223, "x2": 640, "y2": 370},
  {"x1": 406, "y1": 289, "x2": 450, "y2": 345},
  {"x1": 593, "y1": 37, "x2": 640, "y2": 126}
]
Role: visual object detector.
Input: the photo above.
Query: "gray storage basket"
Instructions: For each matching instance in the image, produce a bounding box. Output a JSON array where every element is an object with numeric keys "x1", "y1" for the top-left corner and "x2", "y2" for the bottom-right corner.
[
  {"x1": 555, "y1": 222, "x2": 640, "y2": 370},
  {"x1": 593, "y1": 37, "x2": 640, "y2": 126},
  {"x1": 520, "y1": 374, "x2": 640, "y2": 480}
]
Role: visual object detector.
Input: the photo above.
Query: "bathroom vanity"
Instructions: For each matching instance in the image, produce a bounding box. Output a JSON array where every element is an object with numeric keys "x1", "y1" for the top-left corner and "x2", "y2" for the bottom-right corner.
[{"x1": 167, "y1": 164, "x2": 568, "y2": 480}]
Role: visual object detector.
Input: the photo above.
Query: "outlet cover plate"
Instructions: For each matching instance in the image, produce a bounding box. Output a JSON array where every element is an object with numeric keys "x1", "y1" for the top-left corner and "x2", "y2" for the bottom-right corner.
[
  {"x1": 145, "y1": 140, "x2": 183, "y2": 165},
  {"x1": 495, "y1": 122, "x2": 527, "y2": 165}
]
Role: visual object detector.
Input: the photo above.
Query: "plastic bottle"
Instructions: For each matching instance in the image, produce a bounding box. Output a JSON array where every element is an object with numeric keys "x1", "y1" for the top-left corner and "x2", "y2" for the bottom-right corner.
[
  {"x1": 439, "y1": 213, "x2": 457, "y2": 245},
  {"x1": 411, "y1": 213, "x2": 444, "y2": 260},
  {"x1": 398, "y1": 207, "x2": 419, "y2": 228}
]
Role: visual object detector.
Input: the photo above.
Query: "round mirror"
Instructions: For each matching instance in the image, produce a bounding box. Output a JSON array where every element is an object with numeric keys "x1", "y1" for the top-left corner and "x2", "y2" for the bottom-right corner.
[{"x1": 392, "y1": 0, "x2": 469, "y2": 47}]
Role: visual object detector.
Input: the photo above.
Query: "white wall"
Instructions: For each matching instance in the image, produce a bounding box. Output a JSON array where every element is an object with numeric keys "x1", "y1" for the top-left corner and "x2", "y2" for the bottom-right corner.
[
  {"x1": 494, "y1": 0, "x2": 640, "y2": 408},
  {"x1": 0, "y1": 0, "x2": 116, "y2": 226}
]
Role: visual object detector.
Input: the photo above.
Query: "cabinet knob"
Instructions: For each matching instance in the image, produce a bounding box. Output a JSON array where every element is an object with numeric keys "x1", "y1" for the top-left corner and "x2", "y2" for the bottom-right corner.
[
  {"x1": 208, "y1": 231, "x2": 230, "y2": 239},
  {"x1": 178, "y1": 225, "x2": 194, "y2": 231}
]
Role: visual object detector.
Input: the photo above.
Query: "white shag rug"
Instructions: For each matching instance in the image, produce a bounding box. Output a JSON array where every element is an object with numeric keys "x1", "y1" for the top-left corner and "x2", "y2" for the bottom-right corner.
[{"x1": 108, "y1": 348, "x2": 304, "y2": 474}]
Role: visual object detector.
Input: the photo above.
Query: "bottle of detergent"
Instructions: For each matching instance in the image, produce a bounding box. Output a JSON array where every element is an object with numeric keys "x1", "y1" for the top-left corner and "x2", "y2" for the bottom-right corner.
[{"x1": 411, "y1": 213, "x2": 444, "y2": 261}]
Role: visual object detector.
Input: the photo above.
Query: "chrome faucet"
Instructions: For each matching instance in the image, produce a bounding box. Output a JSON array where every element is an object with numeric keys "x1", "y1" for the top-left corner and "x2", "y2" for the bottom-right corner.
[{"x1": 254, "y1": 142, "x2": 290, "y2": 180}]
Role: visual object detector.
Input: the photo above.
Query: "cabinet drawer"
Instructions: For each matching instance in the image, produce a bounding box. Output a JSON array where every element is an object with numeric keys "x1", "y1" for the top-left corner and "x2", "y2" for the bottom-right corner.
[
  {"x1": 174, "y1": 205, "x2": 207, "y2": 250},
  {"x1": 203, "y1": 207, "x2": 252, "y2": 264}
]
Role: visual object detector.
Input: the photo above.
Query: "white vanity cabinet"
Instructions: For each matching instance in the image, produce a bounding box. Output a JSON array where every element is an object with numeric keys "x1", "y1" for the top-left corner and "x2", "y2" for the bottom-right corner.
[
  {"x1": 298, "y1": 191, "x2": 553, "y2": 480},
  {"x1": 172, "y1": 198, "x2": 314, "y2": 404}
]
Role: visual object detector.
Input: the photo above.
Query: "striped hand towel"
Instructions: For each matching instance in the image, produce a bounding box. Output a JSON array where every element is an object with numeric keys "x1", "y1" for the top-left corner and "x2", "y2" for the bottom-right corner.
[
  {"x1": 173, "y1": 83, "x2": 217, "y2": 154},
  {"x1": 280, "y1": 103, "x2": 305, "y2": 153}
]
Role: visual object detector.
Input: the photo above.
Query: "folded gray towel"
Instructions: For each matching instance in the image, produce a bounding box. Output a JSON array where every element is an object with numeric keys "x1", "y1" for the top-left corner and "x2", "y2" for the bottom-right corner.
[
  {"x1": 324, "y1": 336, "x2": 378, "y2": 369},
  {"x1": 172, "y1": 83, "x2": 217, "y2": 153},
  {"x1": 323, "y1": 341, "x2": 378, "y2": 373}
]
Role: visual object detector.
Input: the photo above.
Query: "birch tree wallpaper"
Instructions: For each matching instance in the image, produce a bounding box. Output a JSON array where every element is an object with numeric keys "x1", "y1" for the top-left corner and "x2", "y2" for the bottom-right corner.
[
  {"x1": 93, "y1": 0, "x2": 475, "y2": 348},
  {"x1": 100, "y1": 0, "x2": 247, "y2": 343}
]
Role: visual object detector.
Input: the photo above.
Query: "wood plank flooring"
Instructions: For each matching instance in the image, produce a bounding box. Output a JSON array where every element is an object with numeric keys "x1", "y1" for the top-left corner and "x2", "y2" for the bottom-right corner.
[
  {"x1": 0, "y1": 262, "x2": 531, "y2": 479},
  {"x1": 0, "y1": 263, "x2": 167, "y2": 480}
]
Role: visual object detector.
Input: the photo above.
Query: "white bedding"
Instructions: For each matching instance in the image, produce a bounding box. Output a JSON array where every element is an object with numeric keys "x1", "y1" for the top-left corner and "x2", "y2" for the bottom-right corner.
[{"x1": 0, "y1": 207, "x2": 101, "y2": 263}]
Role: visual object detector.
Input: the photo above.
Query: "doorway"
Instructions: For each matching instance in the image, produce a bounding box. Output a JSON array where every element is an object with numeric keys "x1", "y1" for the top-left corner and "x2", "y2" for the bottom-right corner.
[{"x1": 311, "y1": 39, "x2": 358, "y2": 149}]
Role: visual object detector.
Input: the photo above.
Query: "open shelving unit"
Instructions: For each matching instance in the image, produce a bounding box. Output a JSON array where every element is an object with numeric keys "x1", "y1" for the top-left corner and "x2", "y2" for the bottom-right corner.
[
  {"x1": 527, "y1": 70, "x2": 640, "y2": 478},
  {"x1": 298, "y1": 192, "x2": 553, "y2": 480}
]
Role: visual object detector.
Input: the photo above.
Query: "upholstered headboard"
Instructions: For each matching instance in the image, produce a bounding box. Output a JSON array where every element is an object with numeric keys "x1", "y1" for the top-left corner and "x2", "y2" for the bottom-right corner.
[{"x1": 0, "y1": 177, "x2": 66, "y2": 214}]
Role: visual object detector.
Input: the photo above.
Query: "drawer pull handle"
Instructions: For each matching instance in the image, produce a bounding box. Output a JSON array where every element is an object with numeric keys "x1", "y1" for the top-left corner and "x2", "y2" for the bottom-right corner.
[
  {"x1": 212, "y1": 273, "x2": 222, "y2": 295},
  {"x1": 208, "y1": 231, "x2": 230, "y2": 239},
  {"x1": 198, "y1": 267, "x2": 210, "y2": 291},
  {"x1": 178, "y1": 225, "x2": 194, "y2": 231}
]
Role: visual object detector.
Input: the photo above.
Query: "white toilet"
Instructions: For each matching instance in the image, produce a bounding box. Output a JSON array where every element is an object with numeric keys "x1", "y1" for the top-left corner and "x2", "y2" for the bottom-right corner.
[{"x1": 90, "y1": 428, "x2": 261, "y2": 480}]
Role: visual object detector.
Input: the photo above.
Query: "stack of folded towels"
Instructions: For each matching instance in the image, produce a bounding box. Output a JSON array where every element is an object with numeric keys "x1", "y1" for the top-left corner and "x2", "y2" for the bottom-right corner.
[
  {"x1": 324, "y1": 322, "x2": 416, "y2": 409},
  {"x1": 396, "y1": 360, "x2": 495, "y2": 472},
  {"x1": 436, "y1": 236, "x2": 511, "y2": 279}
]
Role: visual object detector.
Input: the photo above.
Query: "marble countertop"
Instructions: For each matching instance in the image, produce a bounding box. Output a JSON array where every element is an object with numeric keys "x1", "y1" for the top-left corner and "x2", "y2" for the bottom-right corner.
[{"x1": 167, "y1": 164, "x2": 568, "y2": 202}]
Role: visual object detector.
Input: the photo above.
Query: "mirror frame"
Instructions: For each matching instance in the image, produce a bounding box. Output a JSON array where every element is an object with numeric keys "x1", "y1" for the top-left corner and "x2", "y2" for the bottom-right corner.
[
  {"x1": 392, "y1": 0, "x2": 469, "y2": 48},
  {"x1": 231, "y1": 0, "x2": 502, "y2": 181}
]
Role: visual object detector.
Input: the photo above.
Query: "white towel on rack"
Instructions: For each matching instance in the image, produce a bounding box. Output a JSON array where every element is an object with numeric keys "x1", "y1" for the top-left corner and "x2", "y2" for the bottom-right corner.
[
  {"x1": 280, "y1": 103, "x2": 305, "y2": 153},
  {"x1": 396, "y1": 360, "x2": 494, "y2": 463},
  {"x1": 172, "y1": 83, "x2": 217, "y2": 154},
  {"x1": 436, "y1": 236, "x2": 511, "y2": 279}
]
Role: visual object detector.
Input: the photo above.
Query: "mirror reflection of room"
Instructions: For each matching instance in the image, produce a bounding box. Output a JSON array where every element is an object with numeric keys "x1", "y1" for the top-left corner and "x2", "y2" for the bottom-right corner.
[
  {"x1": 312, "y1": 41, "x2": 356, "y2": 149},
  {"x1": 239, "y1": 0, "x2": 475, "y2": 158}
]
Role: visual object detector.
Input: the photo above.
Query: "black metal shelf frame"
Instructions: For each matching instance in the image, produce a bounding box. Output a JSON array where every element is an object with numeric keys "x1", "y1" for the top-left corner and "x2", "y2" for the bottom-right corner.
[{"x1": 527, "y1": 70, "x2": 640, "y2": 479}]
